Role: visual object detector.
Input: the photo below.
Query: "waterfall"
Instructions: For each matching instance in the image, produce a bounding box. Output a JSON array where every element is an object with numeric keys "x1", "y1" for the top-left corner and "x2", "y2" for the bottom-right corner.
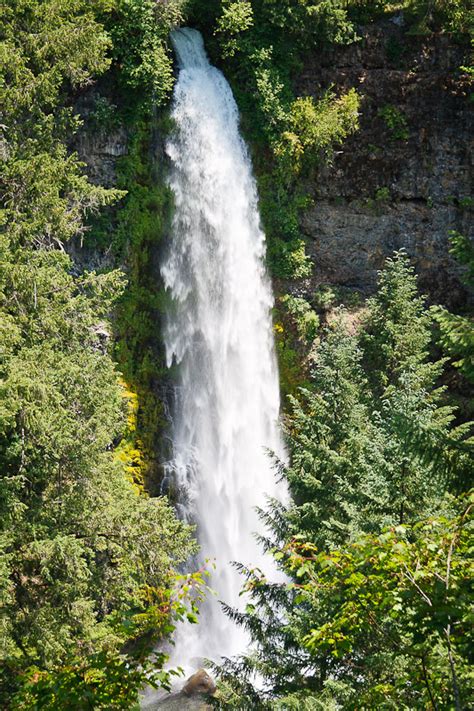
[{"x1": 161, "y1": 27, "x2": 285, "y2": 671}]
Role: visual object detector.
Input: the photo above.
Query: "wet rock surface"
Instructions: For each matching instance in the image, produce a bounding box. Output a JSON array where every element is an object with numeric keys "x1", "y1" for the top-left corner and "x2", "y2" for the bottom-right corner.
[
  {"x1": 183, "y1": 669, "x2": 217, "y2": 697},
  {"x1": 141, "y1": 670, "x2": 215, "y2": 711}
]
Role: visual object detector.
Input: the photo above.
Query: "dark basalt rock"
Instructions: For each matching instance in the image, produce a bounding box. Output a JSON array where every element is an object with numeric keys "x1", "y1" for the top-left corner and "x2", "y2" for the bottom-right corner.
[{"x1": 295, "y1": 23, "x2": 473, "y2": 307}]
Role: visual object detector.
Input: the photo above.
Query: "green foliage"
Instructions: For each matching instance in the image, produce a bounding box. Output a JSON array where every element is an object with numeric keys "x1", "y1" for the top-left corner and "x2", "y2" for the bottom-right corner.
[
  {"x1": 375, "y1": 185, "x2": 390, "y2": 201},
  {"x1": 88, "y1": 95, "x2": 121, "y2": 131},
  {"x1": 291, "y1": 499, "x2": 473, "y2": 709},
  {"x1": 313, "y1": 284, "x2": 338, "y2": 310},
  {"x1": 342, "y1": 1, "x2": 473, "y2": 37},
  {"x1": 106, "y1": 120, "x2": 175, "y2": 486},
  {"x1": 252, "y1": 0, "x2": 357, "y2": 49},
  {"x1": 378, "y1": 104, "x2": 409, "y2": 140},
  {"x1": 3, "y1": 1, "x2": 472, "y2": 708},
  {"x1": 215, "y1": 1, "x2": 254, "y2": 58},
  {"x1": 244, "y1": 57, "x2": 360, "y2": 175},
  {"x1": 403, "y1": 0, "x2": 473, "y2": 36},
  {"x1": 269, "y1": 238, "x2": 313, "y2": 279},
  {"x1": 1, "y1": 0, "x2": 113, "y2": 107},
  {"x1": 0, "y1": 1, "x2": 201, "y2": 704},
  {"x1": 214, "y1": 254, "x2": 474, "y2": 707},
  {"x1": 360, "y1": 251, "x2": 436, "y2": 393},
  {"x1": 365, "y1": 185, "x2": 392, "y2": 213},
  {"x1": 273, "y1": 321, "x2": 311, "y2": 403},
  {"x1": 386, "y1": 35, "x2": 406, "y2": 64},
  {"x1": 273, "y1": 294, "x2": 319, "y2": 403},
  {"x1": 256, "y1": 79, "x2": 359, "y2": 280},
  {"x1": 434, "y1": 308, "x2": 474, "y2": 384},
  {"x1": 106, "y1": 0, "x2": 185, "y2": 110},
  {"x1": 0, "y1": 238, "x2": 198, "y2": 703},
  {"x1": 247, "y1": 46, "x2": 293, "y2": 143},
  {"x1": 259, "y1": 80, "x2": 359, "y2": 275},
  {"x1": 1, "y1": 1, "x2": 125, "y2": 253},
  {"x1": 449, "y1": 230, "x2": 474, "y2": 285},
  {"x1": 280, "y1": 295, "x2": 320, "y2": 343},
  {"x1": 277, "y1": 89, "x2": 360, "y2": 173},
  {"x1": 12, "y1": 569, "x2": 208, "y2": 708},
  {"x1": 279, "y1": 499, "x2": 473, "y2": 710},
  {"x1": 433, "y1": 231, "x2": 474, "y2": 384},
  {"x1": 343, "y1": 0, "x2": 387, "y2": 25}
]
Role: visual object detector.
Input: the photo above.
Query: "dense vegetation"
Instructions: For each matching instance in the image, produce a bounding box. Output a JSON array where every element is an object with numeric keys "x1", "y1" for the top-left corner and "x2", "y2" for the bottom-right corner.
[
  {"x1": 0, "y1": 1, "x2": 202, "y2": 707},
  {"x1": 215, "y1": 255, "x2": 473, "y2": 709},
  {"x1": 1, "y1": 0, "x2": 472, "y2": 709}
]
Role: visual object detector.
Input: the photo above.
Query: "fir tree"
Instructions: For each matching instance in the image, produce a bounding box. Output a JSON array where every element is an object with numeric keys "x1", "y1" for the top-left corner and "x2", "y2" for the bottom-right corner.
[{"x1": 213, "y1": 254, "x2": 474, "y2": 709}]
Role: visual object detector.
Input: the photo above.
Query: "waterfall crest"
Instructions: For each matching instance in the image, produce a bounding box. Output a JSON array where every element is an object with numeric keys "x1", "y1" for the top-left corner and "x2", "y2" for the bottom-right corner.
[{"x1": 161, "y1": 27, "x2": 285, "y2": 670}]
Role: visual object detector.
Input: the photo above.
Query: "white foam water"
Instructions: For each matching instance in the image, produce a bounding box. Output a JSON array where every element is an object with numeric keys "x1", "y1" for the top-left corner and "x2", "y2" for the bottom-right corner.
[{"x1": 161, "y1": 27, "x2": 285, "y2": 673}]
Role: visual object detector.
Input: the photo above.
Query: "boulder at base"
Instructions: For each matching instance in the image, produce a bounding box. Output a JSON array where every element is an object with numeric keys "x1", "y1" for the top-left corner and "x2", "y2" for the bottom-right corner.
[
  {"x1": 141, "y1": 669, "x2": 216, "y2": 710},
  {"x1": 182, "y1": 669, "x2": 216, "y2": 697}
]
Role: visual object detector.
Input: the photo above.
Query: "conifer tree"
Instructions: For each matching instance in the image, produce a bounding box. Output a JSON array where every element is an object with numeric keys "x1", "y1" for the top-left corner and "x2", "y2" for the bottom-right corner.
[{"x1": 213, "y1": 254, "x2": 474, "y2": 709}]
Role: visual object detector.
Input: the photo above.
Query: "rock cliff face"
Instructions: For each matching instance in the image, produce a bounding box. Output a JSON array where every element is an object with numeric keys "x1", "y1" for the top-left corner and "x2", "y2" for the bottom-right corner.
[
  {"x1": 74, "y1": 26, "x2": 472, "y2": 308},
  {"x1": 73, "y1": 91, "x2": 129, "y2": 188},
  {"x1": 296, "y1": 20, "x2": 472, "y2": 306}
]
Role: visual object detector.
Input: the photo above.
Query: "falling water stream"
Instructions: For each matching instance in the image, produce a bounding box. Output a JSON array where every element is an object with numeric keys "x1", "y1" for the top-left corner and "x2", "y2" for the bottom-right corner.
[{"x1": 161, "y1": 27, "x2": 285, "y2": 673}]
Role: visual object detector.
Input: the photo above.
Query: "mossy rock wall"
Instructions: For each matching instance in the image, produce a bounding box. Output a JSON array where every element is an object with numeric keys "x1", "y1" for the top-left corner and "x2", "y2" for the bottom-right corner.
[{"x1": 72, "y1": 95, "x2": 173, "y2": 496}]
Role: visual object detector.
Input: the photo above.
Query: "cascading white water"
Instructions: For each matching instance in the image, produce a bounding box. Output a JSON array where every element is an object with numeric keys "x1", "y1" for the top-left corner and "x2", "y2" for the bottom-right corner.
[{"x1": 161, "y1": 27, "x2": 285, "y2": 671}]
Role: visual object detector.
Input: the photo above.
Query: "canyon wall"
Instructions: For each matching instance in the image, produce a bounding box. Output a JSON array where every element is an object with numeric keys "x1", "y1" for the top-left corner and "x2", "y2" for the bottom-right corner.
[{"x1": 296, "y1": 19, "x2": 472, "y2": 305}]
